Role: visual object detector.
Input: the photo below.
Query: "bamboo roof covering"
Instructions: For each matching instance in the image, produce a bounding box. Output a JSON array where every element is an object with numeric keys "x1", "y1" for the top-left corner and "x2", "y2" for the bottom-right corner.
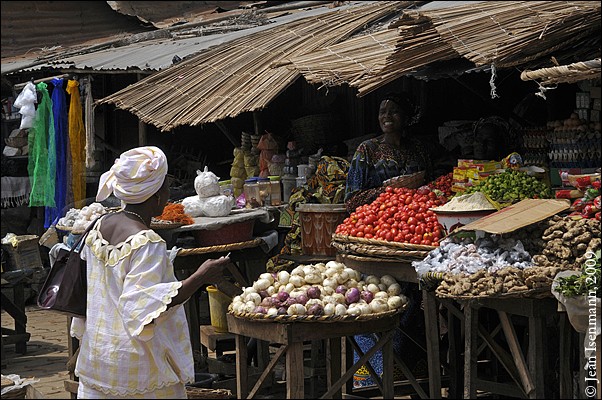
[
  {"x1": 98, "y1": 1, "x2": 407, "y2": 132},
  {"x1": 520, "y1": 58, "x2": 601, "y2": 86},
  {"x1": 289, "y1": 1, "x2": 601, "y2": 96}
]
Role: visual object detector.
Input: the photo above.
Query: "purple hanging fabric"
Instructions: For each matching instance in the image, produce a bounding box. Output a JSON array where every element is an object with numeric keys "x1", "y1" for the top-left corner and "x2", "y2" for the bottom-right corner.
[{"x1": 46, "y1": 78, "x2": 69, "y2": 228}]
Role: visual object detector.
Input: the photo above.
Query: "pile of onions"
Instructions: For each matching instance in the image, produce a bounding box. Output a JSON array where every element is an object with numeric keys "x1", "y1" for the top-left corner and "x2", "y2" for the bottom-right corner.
[{"x1": 230, "y1": 261, "x2": 409, "y2": 317}]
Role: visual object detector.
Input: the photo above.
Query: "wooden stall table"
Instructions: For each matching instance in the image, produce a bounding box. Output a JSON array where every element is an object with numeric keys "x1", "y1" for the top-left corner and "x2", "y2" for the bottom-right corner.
[
  {"x1": 1, "y1": 277, "x2": 31, "y2": 367},
  {"x1": 429, "y1": 292, "x2": 558, "y2": 399},
  {"x1": 336, "y1": 253, "x2": 446, "y2": 399},
  {"x1": 226, "y1": 311, "x2": 401, "y2": 399}
]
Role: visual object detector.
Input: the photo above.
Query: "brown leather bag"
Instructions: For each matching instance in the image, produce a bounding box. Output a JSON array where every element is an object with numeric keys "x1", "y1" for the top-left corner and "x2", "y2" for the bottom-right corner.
[{"x1": 37, "y1": 217, "x2": 99, "y2": 318}]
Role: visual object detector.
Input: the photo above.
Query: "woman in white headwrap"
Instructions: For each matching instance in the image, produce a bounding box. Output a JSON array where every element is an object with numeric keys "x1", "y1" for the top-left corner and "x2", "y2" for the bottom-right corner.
[{"x1": 71, "y1": 146, "x2": 231, "y2": 399}]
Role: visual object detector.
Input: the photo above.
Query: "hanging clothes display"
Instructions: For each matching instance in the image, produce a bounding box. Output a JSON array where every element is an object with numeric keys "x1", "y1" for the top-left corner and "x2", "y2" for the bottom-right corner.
[
  {"x1": 28, "y1": 82, "x2": 56, "y2": 214},
  {"x1": 66, "y1": 79, "x2": 86, "y2": 205},
  {"x1": 45, "y1": 78, "x2": 69, "y2": 228}
]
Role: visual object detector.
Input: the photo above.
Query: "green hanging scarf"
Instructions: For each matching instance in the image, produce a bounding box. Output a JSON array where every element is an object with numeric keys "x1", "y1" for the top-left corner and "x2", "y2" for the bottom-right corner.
[{"x1": 28, "y1": 82, "x2": 56, "y2": 207}]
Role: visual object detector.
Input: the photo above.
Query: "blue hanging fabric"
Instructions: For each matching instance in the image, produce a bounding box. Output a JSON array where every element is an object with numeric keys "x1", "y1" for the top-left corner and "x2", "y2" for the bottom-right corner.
[{"x1": 45, "y1": 78, "x2": 68, "y2": 228}]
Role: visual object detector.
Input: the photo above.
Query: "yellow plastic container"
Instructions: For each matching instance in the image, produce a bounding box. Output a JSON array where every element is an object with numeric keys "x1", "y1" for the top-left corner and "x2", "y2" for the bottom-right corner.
[{"x1": 206, "y1": 285, "x2": 232, "y2": 333}]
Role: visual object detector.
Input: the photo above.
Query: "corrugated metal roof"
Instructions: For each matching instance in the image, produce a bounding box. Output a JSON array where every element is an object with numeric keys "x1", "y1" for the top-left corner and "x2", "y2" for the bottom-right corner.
[
  {"x1": 0, "y1": 1, "x2": 336, "y2": 75},
  {"x1": 7, "y1": 4, "x2": 346, "y2": 74},
  {"x1": 0, "y1": 1, "x2": 151, "y2": 60}
]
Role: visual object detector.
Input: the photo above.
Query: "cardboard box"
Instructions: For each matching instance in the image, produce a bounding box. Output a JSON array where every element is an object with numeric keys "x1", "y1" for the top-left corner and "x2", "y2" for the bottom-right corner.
[
  {"x1": 457, "y1": 198, "x2": 570, "y2": 234},
  {"x1": 457, "y1": 159, "x2": 501, "y2": 172}
]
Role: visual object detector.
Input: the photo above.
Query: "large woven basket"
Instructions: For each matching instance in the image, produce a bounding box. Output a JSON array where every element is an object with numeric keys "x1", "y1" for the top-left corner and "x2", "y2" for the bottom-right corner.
[
  {"x1": 331, "y1": 233, "x2": 435, "y2": 261},
  {"x1": 383, "y1": 171, "x2": 426, "y2": 189},
  {"x1": 229, "y1": 306, "x2": 404, "y2": 324}
]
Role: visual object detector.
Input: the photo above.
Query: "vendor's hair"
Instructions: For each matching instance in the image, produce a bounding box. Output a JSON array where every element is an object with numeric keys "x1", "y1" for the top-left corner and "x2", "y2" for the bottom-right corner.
[{"x1": 382, "y1": 92, "x2": 421, "y2": 125}]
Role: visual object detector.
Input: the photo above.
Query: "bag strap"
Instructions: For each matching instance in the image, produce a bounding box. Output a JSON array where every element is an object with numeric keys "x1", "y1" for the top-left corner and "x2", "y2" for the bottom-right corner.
[{"x1": 68, "y1": 214, "x2": 104, "y2": 255}]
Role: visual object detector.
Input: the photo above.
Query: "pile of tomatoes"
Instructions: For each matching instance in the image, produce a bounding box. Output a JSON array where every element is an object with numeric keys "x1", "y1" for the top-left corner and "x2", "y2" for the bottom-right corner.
[
  {"x1": 428, "y1": 172, "x2": 454, "y2": 197},
  {"x1": 335, "y1": 186, "x2": 447, "y2": 246}
]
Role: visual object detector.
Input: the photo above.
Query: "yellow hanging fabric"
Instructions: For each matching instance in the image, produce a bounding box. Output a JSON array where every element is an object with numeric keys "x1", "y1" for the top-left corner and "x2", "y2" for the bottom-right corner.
[{"x1": 66, "y1": 79, "x2": 86, "y2": 204}]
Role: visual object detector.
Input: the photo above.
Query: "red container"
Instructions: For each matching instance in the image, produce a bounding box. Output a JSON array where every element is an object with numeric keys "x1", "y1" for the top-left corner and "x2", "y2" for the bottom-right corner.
[
  {"x1": 193, "y1": 219, "x2": 255, "y2": 247},
  {"x1": 298, "y1": 204, "x2": 348, "y2": 256}
]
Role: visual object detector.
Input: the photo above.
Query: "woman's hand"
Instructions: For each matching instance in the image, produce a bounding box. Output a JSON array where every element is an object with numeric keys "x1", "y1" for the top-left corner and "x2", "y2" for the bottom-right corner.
[
  {"x1": 193, "y1": 256, "x2": 231, "y2": 285},
  {"x1": 169, "y1": 255, "x2": 232, "y2": 308}
]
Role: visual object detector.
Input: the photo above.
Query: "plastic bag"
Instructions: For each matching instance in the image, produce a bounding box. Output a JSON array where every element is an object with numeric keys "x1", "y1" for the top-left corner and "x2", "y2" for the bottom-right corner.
[
  {"x1": 194, "y1": 166, "x2": 220, "y2": 198},
  {"x1": 13, "y1": 82, "x2": 37, "y2": 129}
]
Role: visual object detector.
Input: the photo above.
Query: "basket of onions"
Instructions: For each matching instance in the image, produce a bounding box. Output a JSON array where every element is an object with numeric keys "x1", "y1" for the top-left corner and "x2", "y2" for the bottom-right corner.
[{"x1": 228, "y1": 261, "x2": 409, "y2": 323}]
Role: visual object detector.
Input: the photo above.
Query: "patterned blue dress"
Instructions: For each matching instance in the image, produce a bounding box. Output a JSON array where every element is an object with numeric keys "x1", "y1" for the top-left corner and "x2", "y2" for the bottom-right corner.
[{"x1": 344, "y1": 136, "x2": 431, "y2": 387}]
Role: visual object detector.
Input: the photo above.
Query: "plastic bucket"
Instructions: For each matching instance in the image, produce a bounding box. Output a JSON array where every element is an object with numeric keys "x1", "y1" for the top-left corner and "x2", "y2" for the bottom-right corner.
[
  {"x1": 206, "y1": 285, "x2": 232, "y2": 333},
  {"x1": 297, "y1": 204, "x2": 348, "y2": 256}
]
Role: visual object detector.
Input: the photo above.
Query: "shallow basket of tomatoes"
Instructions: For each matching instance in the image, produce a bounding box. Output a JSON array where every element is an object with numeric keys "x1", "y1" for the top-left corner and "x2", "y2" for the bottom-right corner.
[{"x1": 331, "y1": 233, "x2": 436, "y2": 261}]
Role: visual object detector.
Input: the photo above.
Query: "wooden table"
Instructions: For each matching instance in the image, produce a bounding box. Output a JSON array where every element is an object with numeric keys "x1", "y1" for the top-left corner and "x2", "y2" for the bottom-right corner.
[
  {"x1": 226, "y1": 312, "x2": 400, "y2": 399},
  {"x1": 425, "y1": 293, "x2": 559, "y2": 399},
  {"x1": 337, "y1": 253, "x2": 442, "y2": 399},
  {"x1": 1, "y1": 278, "x2": 31, "y2": 367}
]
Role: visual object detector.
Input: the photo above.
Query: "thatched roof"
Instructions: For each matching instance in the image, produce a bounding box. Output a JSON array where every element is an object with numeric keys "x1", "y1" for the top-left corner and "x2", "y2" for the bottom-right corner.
[
  {"x1": 289, "y1": 1, "x2": 601, "y2": 95},
  {"x1": 98, "y1": 1, "x2": 408, "y2": 132}
]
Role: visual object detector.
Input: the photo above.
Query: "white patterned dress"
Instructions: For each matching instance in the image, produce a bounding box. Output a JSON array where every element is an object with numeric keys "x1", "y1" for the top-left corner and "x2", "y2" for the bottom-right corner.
[{"x1": 70, "y1": 218, "x2": 193, "y2": 398}]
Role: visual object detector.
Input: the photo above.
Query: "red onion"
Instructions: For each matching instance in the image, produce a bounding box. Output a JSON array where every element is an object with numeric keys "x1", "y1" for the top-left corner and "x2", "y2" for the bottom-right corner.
[
  {"x1": 260, "y1": 297, "x2": 281, "y2": 308},
  {"x1": 258, "y1": 290, "x2": 269, "y2": 299},
  {"x1": 296, "y1": 294, "x2": 308, "y2": 305},
  {"x1": 307, "y1": 286, "x2": 321, "y2": 299},
  {"x1": 335, "y1": 285, "x2": 347, "y2": 294},
  {"x1": 360, "y1": 290, "x2": 374, "y2": 304},
  {"x1": 277, "y1": 306, "x2": 288, "y2": 315},
  {"x1": 307, "y1": 304, "x2": 324, "y2": 316},
  {"x1": 253, "y1": 306, "x2": 267, "y2": 314},
  {"x1": 283, "y1": 297, "x2": 298, "y2": 307},
  {"x1": 276, "y1": 291, "x2": 290, "y2": 302},
  {"x1": 345, "y1": 287, "x2": 360, "y2": 304}
]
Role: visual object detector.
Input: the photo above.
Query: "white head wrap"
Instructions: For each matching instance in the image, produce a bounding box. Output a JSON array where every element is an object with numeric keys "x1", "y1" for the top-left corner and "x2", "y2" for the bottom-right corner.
[{"x1": 96, "y1": 146, "x2": 168, "y2": 204}]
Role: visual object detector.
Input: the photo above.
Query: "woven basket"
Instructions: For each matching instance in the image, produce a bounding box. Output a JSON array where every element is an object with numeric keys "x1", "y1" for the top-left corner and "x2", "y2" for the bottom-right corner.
[
  {"x1": 229, "y1": 306, "x2": 404, "y2": 324},
  {"x1": 435, "y1": 286, "x2": 552, "y2": 300},
  {"x1": 383, "y1": 171, "x2": 426, "y2": 189},
  {"x1": 185, "y1": 387, "x2": 235, "y2": 399},
  {"x1": 331, "y1": 233, "x2": 435, "y2": 261},
  {"x1": 150, "y1": 220, "x2": 185, "y2": 230}
]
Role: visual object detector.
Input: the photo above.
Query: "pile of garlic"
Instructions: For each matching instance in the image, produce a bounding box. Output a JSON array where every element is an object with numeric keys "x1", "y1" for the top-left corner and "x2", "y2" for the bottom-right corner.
[
  {"x1": 57, "y1": 202, "x2": 107, "y2": 232},
  {"x1": 230, "y1": 261, "x2": 408, "y2": 317}
]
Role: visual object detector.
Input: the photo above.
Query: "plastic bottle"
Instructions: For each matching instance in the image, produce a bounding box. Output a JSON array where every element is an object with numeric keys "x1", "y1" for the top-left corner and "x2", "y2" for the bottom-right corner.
[{"x1": 281, "y1": 173, "x2": 296, "y2": 203}]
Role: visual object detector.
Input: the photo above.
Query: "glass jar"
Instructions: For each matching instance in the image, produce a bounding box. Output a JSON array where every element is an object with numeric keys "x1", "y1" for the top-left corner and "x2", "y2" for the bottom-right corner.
[
  {"x1": 243, "y1": 177, "x2": 260, "y2": 208},
  {"x1": 268, "y1": 176, "x2": 282, "y2": 206},
  {"x1": 257, "y1": 177, "x2": 271, "y2": 207},
  {"x1": 218, "y1": 180, "x2": 234, "y2": 197}
]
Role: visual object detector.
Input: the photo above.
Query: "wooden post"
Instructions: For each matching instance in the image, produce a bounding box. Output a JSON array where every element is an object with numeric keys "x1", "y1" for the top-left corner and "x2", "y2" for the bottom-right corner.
[
  {"x1": 423, "y1": 290, "x2": 442, "y2": 398},
  {"x1": 463, "y1": 303, "x2": 478, "y2": 399},
  {"x1": 253, "y1": 111, "x2": 263, "y2": 136}
]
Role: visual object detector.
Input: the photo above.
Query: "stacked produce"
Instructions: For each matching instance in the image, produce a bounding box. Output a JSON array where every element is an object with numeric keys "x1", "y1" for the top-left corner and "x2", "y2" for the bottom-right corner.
[
  {"x1": 334, "y1": 186, "x2": 446, "y2": 246},
  {"x1": 463, "y1": 169, "x2": 552, "y2": 205},
  {"x1": 152, "y1": 202, "x2": 194, "y2": 226},
  {"x1": 554, "y1": 250, "x2": 601, "y2": 298},
  {"x1": 564, "y1": 174, "x2": 600, "y2": 220},
  {"x1": 427, "y1": 172, "x2": 454, "y2": 198},
  {"x1": 57, "y1": 202, "x2": 107, "y2": 232},
  {"x1": 418, "y1": 214, "x2": 601, "y2": 298},
  {"x1": 230, "y1": 261, "x2": 408, "y2": 318}
]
